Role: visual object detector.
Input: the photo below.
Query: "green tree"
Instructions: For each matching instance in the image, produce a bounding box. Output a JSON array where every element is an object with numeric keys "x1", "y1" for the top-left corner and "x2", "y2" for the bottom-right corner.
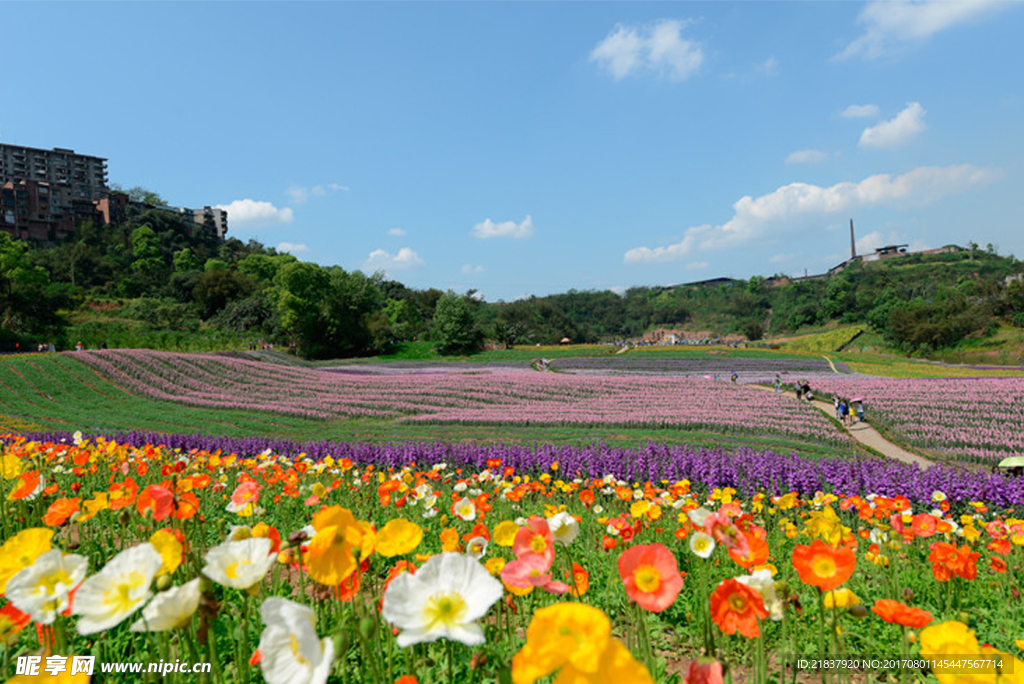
[
  {"x1": 173, "y1": 248, "x2": 202, "y2": 274},
  {"x1": 384, "y1": 298, "x2": 422, "y2": 341},
  {"x1": 432, "y1": 291, "x2": 482, "y2": 354}
]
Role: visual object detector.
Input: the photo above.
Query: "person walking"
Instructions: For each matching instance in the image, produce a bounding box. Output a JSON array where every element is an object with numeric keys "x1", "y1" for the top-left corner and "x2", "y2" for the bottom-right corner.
[
  {"x1": 856, "y1": 401, "x2": 865, "y2": 424},
  {"x1": 774, "y1": 374, "x2": 781, "y2": 393},
  {"x1": 834, "y1": 396, "x2": 841, "y2": 420}
]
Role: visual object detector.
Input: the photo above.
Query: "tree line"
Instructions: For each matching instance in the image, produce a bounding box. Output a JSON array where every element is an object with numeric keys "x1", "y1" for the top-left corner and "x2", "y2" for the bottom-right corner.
[{"x1": 2, "y1": 195, "x2": 1023, "y2": 357}]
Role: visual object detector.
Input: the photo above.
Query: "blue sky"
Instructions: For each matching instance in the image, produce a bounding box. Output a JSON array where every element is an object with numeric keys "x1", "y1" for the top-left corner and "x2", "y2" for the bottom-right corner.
[{"x1": 3, "y1": 1, "x2": 1022, "y2": 301}]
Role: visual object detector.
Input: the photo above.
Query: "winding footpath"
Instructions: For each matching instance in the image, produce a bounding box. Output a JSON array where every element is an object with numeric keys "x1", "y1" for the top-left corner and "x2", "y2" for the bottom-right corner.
[{"x1": 750, "y1": 384, "x2": 935, "y2": 469}]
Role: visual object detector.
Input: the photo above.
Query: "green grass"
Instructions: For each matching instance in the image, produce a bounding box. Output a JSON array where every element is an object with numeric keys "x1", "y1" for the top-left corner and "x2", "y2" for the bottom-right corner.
[{"x1": 0, "y1": 354, "x2": 318, "y2": 437}]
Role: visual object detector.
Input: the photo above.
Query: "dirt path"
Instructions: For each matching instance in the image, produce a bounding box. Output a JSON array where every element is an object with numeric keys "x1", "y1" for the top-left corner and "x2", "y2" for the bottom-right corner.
[{"x1": 750, "y1": 385, "x2": 934, "y2": 469}]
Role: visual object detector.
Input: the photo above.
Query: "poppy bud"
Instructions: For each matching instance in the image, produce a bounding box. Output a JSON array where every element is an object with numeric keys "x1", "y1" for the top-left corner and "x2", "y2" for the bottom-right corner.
[
  {"x1": 156, "y1": 575, "x2": 173, "y2": 591},
  {"x1": 359, "y1": 617, "x2": 376, "y2": 640},
  {"x1": 289, "y1": 529, "x2": 308, "y2": 544},
  {"x1": 901, "y1": 587, "x2": 914, "y2": 602},
  {"x1": 848, "y1": 604, "x2": 869, "y2": 620},
  {"x1": 117, "y1": 510, "x2": 131, "y2": 525}
]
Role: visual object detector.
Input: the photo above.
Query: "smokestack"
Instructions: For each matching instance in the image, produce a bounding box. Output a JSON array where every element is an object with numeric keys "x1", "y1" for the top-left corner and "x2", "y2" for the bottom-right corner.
[{"x1": 850, "y1": 218, "x2": 856, "y2": 259}]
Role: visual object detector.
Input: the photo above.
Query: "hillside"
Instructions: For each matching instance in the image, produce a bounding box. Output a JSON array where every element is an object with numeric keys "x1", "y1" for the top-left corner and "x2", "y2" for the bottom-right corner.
[{"x1": 2, "y1": 203, "x2": 1023, "y2": 362}]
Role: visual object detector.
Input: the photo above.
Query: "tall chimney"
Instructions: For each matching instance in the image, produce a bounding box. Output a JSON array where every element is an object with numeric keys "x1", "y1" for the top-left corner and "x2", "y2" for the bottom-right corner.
[{"x1": 850, "y1": 218, "x2": 856, "y2": 259}]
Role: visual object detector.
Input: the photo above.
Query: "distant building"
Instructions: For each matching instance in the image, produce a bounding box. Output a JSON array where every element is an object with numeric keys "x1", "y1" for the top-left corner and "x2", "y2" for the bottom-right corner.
[
  {"x1": 0, "y1": 141, "x2": 227, "y2": 242},
  {"x1": 0, "y1": 144, "x2": 108, "y2": 202},
  {"x1": 1, "y1": 179, "x2": 76, "y2": 241}
]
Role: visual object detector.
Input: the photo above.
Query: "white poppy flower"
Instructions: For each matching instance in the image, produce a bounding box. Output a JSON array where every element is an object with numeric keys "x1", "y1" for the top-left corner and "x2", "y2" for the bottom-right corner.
[
  {"x1": 465, "y1": 537, "x2": 488, "y2": 560},
  {"x1": 7, "y1": 550, "x2": 88, "y2": 625},
  {"x1": 737, "y1": 569, "x2": 784, "y2": 621},
  {"x1": 73, "y1": 544, "x2": 163, "y2": 635},
  {"x1": 202, "y1": 538, "x2": 275, "y2": 590},
  {"x1": 381, "y1": 553, "x2": 502, "y2": 647},
  {"x1": 546, "y1": 512, "x2": 579, "y2": 547},
  {"x1": 130, "y1": 578, "x2": 201, "y2": 632},
  {"x1": 259, "y1": 597, "x2": 334, "y2": 684},
  {"x1": 689, "y1": 532, "x2": 716, "y2": 559},
  {"x1": 453, "y1": 498, "x2": 476, "y2": 522}
]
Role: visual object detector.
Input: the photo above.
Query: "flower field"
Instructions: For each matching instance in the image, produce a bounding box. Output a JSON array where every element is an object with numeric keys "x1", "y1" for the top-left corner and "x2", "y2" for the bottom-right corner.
[
  {"x1": 73, "y1": 350, "x2": 850, "y2": 446},
  {"x1": 811, "y1": 377, "x2": 1024, "y2": 463},
  {"x1": 0, "y1": 434, "x2": 1022, "y2": 684},
  {"x1": 550, "y1": 354, "x2": 852, "y2": 382}
]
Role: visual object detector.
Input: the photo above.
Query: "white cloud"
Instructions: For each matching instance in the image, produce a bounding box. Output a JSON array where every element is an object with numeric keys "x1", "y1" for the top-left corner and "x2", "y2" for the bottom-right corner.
[
  {"x1": 214, "y1": 199, "x2": 293, "y2": 229},
  {"x1": 837, "y1": 0, "x2": 1010, "y2": 60},
  {"x1": 276, "y1": 242, "x2": 308, "y2": 254},
  {"x1": 590, "y1": 19, "x2": 703, "y2": 81},
  {"x1": 362, "y1": 247, "x2": 424, "y2": 274},
  {"x1": 461, "y1": 264, "x2": 485, "y2": 275},
  {"x1": 624, "y1": 164, "x2": 995, "y2": 264},
  {"x1": 471, "y1": 215, "x2": 534, "y2": 239},
  {"x1": 686, "y1": 261, "x2": 709, "y2": 270},
  {"x1": 859, "y1": 102, "x2": 927, "y2": 149},
  {"x1": 755, "y1": 56, "x2": 779, "y2": 76},
  {"x1": 841, "y1": 104, "x2": 880, "y2": 119},
  {"x1": 609, "y1": 286, "x2": 626, "y2": 296},
  {"x1": 285, "y1": 183, "x2": 349, "y2": 204},
  {"x1": 388, "y1": 228, "x2": 407, "y2": 237},
  {"x1": 785, "y1": 149, "x2": 829, "y2": 165},
  {"x1": 769, "y1": 253, "x2": 796, "y2": 264},
  {"x1": 855, "y1": 231, "x2": 888, "y2": 253}
]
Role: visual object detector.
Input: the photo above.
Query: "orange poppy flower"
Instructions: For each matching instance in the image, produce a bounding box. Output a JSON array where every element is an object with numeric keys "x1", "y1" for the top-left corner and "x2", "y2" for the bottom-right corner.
[
  {"x1": 911, "y1": 513, "x2": 938, "y2": 538},
  {"x1": 108, "y1": 477, "x2": 139, "y2": 510},
  {"x1": 791, "y1": 540, "x2": 856, "y2": 592},
  {"x1": 335, "y1": 568, "x2": 360, "y2": 601},
  {"x1": 618, "y1": 543, "x2": 683, "y2": 612},
  {"x1": 0, "y1": 602, "x2": 31, "y2": 641},
  {"x1": 986, "y1": 539, "x2": 1011, "y2": 556},
  {"x1": 136, "y1": 485, "x2": 175, "y2": 521},
  {"x1": 175, "y1": 491, "x2": 201, "y2": 521},
  {"x1": 439, "y1": 527, "x2": 461, "y2": 553},
  {"x1": 709, "y1": 578, "x2": 768, "y2": 638},
  {"x1": 990, "y1": 557, "x2": 1007, "y2": 573},
  {"x1": 927, "y1": 542, "x2": 980, "y2": 582},
  {"x1": 729, "y1": 531, "x2": 770, "y2": 570},
  {"x1": 567, "y1": 562, "x2": 589, "y2": 598},
  {"x1": 8, "y1": 470, "x2": 41, "y2": 501},
  {"x1": 870, "y1": 599, "x2": 932, "y2": 629},
  {"x1": 42, "y1": 497, "x2": 81, "y2": 527}
]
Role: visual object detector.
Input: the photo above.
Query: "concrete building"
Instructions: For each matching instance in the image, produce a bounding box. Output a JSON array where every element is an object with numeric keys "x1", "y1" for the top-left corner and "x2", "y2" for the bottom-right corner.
[
  {"x1": 0, "y1": 144, "x2": 108, "y2": 203},
  {"x1": 192, "y1": 206, "x2": 228, "y2": 241}
]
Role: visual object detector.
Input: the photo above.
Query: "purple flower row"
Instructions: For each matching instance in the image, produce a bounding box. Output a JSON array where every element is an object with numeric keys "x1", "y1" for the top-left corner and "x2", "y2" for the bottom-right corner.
[{"x1": 18, "y1": 430, "x2": 1024, "y2": 508}]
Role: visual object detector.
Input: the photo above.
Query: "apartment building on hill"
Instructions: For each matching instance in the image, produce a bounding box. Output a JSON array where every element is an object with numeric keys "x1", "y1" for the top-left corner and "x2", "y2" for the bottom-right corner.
[{"x1": 1, "y1": 142, "x2": 227, "y2": 242}]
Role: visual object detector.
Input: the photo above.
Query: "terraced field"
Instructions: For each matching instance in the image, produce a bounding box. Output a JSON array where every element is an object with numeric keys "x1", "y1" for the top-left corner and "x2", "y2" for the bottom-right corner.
[{"x1": 0, "y1": 351, "x2": 855, "y2": 456}]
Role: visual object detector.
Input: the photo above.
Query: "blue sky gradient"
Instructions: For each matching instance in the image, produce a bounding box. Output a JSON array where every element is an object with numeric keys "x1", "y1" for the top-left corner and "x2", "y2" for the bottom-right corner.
[{"x1": 3, "y1": 2, "x2": 1022, "y2": 300}]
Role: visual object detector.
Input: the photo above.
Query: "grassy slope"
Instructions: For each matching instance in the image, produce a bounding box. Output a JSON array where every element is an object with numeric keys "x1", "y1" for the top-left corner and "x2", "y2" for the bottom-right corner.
[{"x1": 0, "y1": 352, "x2": 853, "y2": 458}]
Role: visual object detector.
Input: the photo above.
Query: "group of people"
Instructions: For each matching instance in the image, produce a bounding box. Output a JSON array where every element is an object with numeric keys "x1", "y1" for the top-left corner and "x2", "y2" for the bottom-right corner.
[
  {"x1": 833, "y1": 396, "x2": 865, "y2": 426},
  {"x1": 794, "y1": 380, "x2": 813, "y2": 402}
]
